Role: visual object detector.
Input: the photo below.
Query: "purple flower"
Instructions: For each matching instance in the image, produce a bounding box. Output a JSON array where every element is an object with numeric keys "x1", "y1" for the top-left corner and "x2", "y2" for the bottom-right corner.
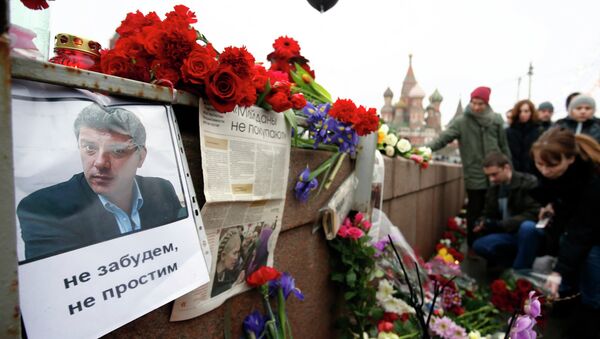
[
  {"x1": 331, "y1": 121, "x2": 358, "y2": 155},
  {"x1": 373, "y1": 238, "x2": 389, "y2": 257},
  {"x1": 294, "y1": 166, "x2": 318, "y2": 202},
  {"x1": 243, "y1": 310, "x2": 266, "y2": 337},
  {"x1": 303, "y1": 102, "x2": 358, "y2": 155},
  {"x1": 510, "y1": 315, "x2": 536, "y2": 339},
  {"x1": 524, "y1": 291, "x2": 541, "y2": 318},
  {"x1": 269, "y1": 272, "x2": 305, "y2": 301}
]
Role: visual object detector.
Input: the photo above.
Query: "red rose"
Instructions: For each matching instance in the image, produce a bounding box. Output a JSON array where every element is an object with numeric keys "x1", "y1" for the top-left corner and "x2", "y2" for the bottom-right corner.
[
  {"x1": 181, "y1": 44, "x2": 218, "y2": 85},
  {"x1": 516, "y1": 279, "x2": 533, "y2": 293},
  {"x1": 246, "y1": 266, "x2": 281, "y2": 287},
  {"x1": 490, "y1": 279, "x2": 507, "y2": 294},
  {"x1": 100, "y1": 50, "x2": 134, "y2": 78},
  {"x1": 383, "y1": 312, "x2": 399, "y2": 322},
  {"x1": 206, "y1": 65, "x2": 244, "y2": 113},
  {"x1": 142, "y1": 26, "x2": 165, "y2": 56},
  {"x1": 290, "y1": 94, "x2": 307, "y2": 110},
  {"x1": 219, "y1": 46, "x2": 256, "y2": 80},
  {"x1": 377, "y1": 320, "x2": 394, "y2": 333},
  {"x1": 447, "y1": 217, "x2": 459, "y2": 230},
  {"x1": 266, "y1": 91, "x2": 293, "y2": 112},
  {"x1": 400, "y1": 313, "x2": 410, "y2": 322},
  {"x1": 329, "y1": 98, "x2": 358, "y2": 124}
]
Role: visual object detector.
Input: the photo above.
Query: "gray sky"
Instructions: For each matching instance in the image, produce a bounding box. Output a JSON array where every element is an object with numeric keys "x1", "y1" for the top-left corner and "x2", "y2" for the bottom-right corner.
[{"x1": 23, "y1": 0, "x2": 600, "y2": 124}]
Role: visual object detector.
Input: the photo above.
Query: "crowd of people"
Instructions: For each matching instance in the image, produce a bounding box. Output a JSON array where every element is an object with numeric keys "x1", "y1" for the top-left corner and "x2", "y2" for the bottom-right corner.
[{"x1": 427, "y1": 87, "x2": 600, "y2": 338}]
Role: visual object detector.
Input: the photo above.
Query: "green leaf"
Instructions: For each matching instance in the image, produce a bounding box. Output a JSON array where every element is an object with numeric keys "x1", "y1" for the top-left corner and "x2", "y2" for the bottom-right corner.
[
  {"x1": 344, "y1": 291, "x2": 356, "y2": 300},
  {"x1": 331, "y1": 272, "x2": 344, "y2": 282},
  {"x1": 283, "y1": 109, "x2": 297, "y2": 140},
  {"x1": 345, "y1": 270, "x2": 357, "y2": 286},
  {"x1": 256, "y1": 80, "x2": 272, "y2": 108},
  {"x1": 294, "y1": 63, "x2": 332, "y2": 102},
  {"x1": 369, "y1": 307, "x2": 384, "y2": 320}
]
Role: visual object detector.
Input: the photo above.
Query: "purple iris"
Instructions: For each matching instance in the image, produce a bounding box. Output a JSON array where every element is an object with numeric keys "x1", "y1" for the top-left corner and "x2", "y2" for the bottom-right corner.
[
  {"x1": 303, "y1": 102, "x2": 359, "y2": 155},
  {"x1": 294, "y1": 166, "x2": 318, "y2": 202},
  {"x1": 332, "y1": 121, "x2": 358, "y2": 155},
  {"x1": 242, "y1": 310, "x2": 266, "y2": 337},
  {"x1": 269, "y1": 272, "x2": 305, "y2": 301}
]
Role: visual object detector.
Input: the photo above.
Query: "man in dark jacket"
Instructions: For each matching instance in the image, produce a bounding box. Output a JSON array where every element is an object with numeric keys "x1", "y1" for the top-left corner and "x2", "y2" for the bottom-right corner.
[
  {"x1": 537, "y1": 101, "x2": 554, "y2": 132},
  {"x1": 427, "y1": 86, "x2": 511, "y2": 247},
  {"x1": 18, "y1": 103, "x2": 186, "y2": 261},
  {"x1": 472, "y1": 152, "x2": 542, "y2": 269},
  {"x1": 556, "y1": 94, "x2": 600, "y2": 143}
]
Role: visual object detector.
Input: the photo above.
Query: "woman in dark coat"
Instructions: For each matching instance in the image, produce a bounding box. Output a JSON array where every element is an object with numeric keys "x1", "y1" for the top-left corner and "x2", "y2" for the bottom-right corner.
[
  {"x1": 531, "y1": 128, "x2": 600, "y2": 338},
  {"x1": 506, "y1": 99, "x2": 542, "y2": 173}
]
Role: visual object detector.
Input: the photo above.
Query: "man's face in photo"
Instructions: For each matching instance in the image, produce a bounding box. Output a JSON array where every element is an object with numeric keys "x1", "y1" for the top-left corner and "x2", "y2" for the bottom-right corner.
[{"x1": 78, "y1": 127, "x2": 146, "y2": 199}]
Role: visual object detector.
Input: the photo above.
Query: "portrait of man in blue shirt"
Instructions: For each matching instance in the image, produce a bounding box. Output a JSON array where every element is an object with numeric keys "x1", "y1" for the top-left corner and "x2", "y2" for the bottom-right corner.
[{"x1": 17, "y1": 103, "x2": 186, "y2": 262}]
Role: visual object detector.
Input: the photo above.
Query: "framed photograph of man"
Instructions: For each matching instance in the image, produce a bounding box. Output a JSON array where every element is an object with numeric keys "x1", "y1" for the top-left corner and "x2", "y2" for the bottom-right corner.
[{"x1": 12, "y1": 79, "x2": 210, "y2": 338}]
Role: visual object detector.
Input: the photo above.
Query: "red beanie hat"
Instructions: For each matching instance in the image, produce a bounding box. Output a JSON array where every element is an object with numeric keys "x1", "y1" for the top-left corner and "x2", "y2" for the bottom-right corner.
[{"x1": 470, "y1": 86, "x2": 491, "y2": 104}]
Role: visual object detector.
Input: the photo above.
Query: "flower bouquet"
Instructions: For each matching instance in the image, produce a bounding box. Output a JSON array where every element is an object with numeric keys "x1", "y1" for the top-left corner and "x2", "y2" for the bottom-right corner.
[
  {"x1": 377, "y1": 123, "x2": 432, "y2": 169},
  {"x1": 242, "y1": 266, "x2": 304, "y2": 339}
]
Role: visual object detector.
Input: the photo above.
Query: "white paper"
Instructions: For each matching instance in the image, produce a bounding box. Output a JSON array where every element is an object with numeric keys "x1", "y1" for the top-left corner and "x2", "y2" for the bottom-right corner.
[{"x1": 12, "y1": 80, "x2": 210, "y2": 338}]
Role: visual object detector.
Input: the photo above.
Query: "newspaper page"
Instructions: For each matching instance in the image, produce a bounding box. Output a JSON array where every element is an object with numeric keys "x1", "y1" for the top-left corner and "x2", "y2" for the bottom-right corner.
[
  {"x1": 171, "y1": 102, "x2": 291, "y2": 321},
  {"x1": 320, "y1": 173, "x2": 358, "y2": 240},
  {"x1": 12, "y1": 79, "x2": 210, "y2": 338}
]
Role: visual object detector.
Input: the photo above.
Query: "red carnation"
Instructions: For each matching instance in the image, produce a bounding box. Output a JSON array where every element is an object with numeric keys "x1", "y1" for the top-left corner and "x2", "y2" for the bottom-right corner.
[
  {"x1": 239, "y1": 83, "x2": 258, "y2": 107},
  {"x1": 353, "y1": 106, "x2": 379, "y2": 136},
  {"x1": 181, "y1": 44, "x2": 218, "y2": 85},
  {"x1": 152, "y1": 59, "x2": 181, "y2": 85},
  {"x1": 400, "y1": 313, "x2": 410, "y2": 322},
  {"x1": 383, "y1": 312, "x2": 400, "y2": 322},
  {"x1": 206, "y1": 65, "x2": 244, "y2": 113},
  {"x1": 142, "y1": 26, "x2": 165, "y2": 56},
  {"x1": 246, "y1": 266, "x2": 281, "y2": 287},
  {"x1": 116, "y1": 10, "x2": 161, "y2": 38},
  {"x1": 268, "y1": 57, "x2": 292, "y2": 75},
  {"x1": 253, "y1": 64, "x2": 269, "y2": 92},
  {"x1": 290, "y1": 94, "x2": 307, "y2": 110},
  {"x1": 329, "y1": 98, "x2": 358, "y2": 124},
  {"x1": 490, "y1": 279, "x2": 507, "y2": 294},
  {"x1": 20, "y1": 0, "x2": 49, "y2": 10},
  {"x1": 267, "y1": 70, "x2": 290, "y2": 84},
  {"x1": 165, "y1": 4, "x2": 197, "y2": 25},
  {"x1": 272, "y1": 36, "x2": 301, "y2": 60},
  {"x1": 266, "y1": 91, "x2": 293, "y2": 112},
  {"x1": 219, "y1": 46, "x2": 256, "y2": 80}
]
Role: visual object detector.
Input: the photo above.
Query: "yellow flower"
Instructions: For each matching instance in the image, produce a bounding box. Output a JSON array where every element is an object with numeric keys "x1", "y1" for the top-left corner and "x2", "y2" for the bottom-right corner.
[
  {"x1": 468, "y1": 330, "x2": 482, "y2": 339},
  {"x1": 378, "y1": 130, "x2": 387, "y2": 144}
]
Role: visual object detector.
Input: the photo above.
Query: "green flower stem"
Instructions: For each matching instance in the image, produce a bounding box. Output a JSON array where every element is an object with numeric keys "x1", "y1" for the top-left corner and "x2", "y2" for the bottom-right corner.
[
  {"x1": 471, "y1": 317, "x2": 491, "y2": 331},
  {"x1": 324, "y1": 152, "x2": 347, "y2": 190},
  {"x1": 308, "y1": 153, "x2": 339, "y2": 181},
  {"x1": 478, "y1": 324, "x2": 502, "y2": 336},
  {"x1": 397, "y1": 332, "x2": 420, "y2": 339},
  {"x1": 277, "y1": 288, "x2": 287, "y2": 339},
  {"x1": 261, "y1": 285, "x2": 279, "y2": 339},
  {"x1": 457, "y1": 305, "x2": 494, "y2": 319}
]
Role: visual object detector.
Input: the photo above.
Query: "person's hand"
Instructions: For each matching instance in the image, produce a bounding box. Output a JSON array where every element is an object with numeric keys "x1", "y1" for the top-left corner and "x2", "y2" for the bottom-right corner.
[
  {"x1": 538, "y1": 204, "x2": 554, "y2": 221},
  {"x1": 473, "y1": 224, "x2": 485, "y2": 233},
  {"x1": 545, "y1": 271, "x2": 561, "y2": 298}
]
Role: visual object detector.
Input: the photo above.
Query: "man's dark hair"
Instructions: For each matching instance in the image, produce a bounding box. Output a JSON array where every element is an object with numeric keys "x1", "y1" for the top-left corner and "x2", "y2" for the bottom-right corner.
[
  {"x1": 73, "y1": 103, "x2": 146, "y2": 147},
  {"x1": 483, "y1": 151, "x2": 511, "y2": 168},
  {"x1": 565, "y1": 92, "x2": 581, "y2": 111}
]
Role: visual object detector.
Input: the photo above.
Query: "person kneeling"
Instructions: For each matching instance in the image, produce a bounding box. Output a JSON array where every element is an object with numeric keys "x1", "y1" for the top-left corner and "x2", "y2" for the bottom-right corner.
[{"x1": 472, "y1": 152, "x2": 542, "y2": 270}]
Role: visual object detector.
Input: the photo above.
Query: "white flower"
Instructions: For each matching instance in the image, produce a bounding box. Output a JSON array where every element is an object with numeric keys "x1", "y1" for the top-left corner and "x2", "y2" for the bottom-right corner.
[
  {"x1": 419, "y1": 146, "x2": 432, "y2": 157},
  {"x1": 385, "y1": 145, "x2": 395, "y2": 157},
  {"x1": 376, "y1": 279, "x2": 395, "y2": 301},
  {"x1": 396, "y1": 138, "x2": 412, "y2": 153},
  {"x1": 384, "y1": 134, "x2": 398, "y2": 146},
  {"x1": 468, "y1": 331, "x2": 482, "y2": 339},
  {"x1": 377, "y1": 333, "x2": 400, "y2": 339},
  {"x1": 381, "y1": 296, "x2": 414, "y2": 314},
  {"x1": 379, "y1": 124, "x2": 390, "y2": 134}
]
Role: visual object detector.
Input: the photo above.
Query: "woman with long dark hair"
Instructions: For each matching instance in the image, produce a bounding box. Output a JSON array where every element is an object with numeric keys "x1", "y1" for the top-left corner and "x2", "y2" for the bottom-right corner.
[
  {"x1": 507, "y1": 99, "x2": 541, "y2": 173},
  {"x1": 531, "y1": 128, "x2": 600, "y2": 338}
]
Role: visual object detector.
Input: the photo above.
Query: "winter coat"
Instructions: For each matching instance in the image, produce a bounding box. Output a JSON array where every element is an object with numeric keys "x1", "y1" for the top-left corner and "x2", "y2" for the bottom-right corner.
[
  {"x1": 506, "y1": 122, "x2": 542, "y2": 174},
  {"x1": 428, "y1": 104, "x2": 511, "y2": 190},
  {"x1": 531, "y1": 157, "x2": 600, "y2": 279},
  {"x1": 482, "y1": 171, "x2": 541, "y2": 233},
  {"x1": 555, "y1": 117, "x2": 600, "y2": 144}
]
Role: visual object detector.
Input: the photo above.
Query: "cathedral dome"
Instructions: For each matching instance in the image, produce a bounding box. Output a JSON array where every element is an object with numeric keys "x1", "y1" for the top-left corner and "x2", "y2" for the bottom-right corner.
[
  {"x1": 429, "y1": 89, "x2": 443, "y2": 103},
  {"x1": 384, "y1": 87, "x2": 393, "y2": 98},
  {"x1": 408, "y1": 84, "x2": 426, "y2": 98}
]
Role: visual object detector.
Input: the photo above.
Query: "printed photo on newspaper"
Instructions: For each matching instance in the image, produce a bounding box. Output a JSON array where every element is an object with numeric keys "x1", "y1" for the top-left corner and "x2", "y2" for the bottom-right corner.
[
  {"x1": 170, "y1": 103, "x2": 291, "y2": 321},
  {"x1": 12, "y1": 79, "x2": 210, "y2": 339}
]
